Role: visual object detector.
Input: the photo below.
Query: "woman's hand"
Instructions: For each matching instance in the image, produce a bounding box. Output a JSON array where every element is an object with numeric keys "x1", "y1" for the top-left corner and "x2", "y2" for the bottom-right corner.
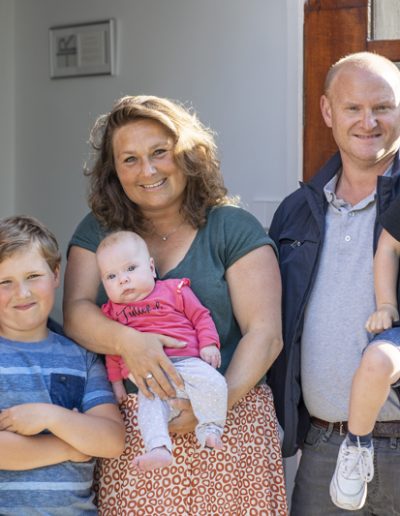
[
  {"x1": 120, "y1": 331, "x2": 186, "y2": 400},
  {"x1": 168, "y1": 398, "x2": 197, "y2": 434}
]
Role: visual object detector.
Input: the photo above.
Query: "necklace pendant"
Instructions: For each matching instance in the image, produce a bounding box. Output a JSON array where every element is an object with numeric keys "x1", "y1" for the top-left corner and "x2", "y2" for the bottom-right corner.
[{"x1": 162, "y1": 236, "x2": 168, "y2": 241}]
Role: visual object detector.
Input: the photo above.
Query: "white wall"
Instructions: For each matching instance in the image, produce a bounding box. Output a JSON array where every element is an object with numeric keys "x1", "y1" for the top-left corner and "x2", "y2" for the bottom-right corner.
[
  {"x1": 1, "y1": 0, "x2": 303, "y2": 322},
  {"x1": 0, "y1": 0, "x2": 16, "y2": 218}
]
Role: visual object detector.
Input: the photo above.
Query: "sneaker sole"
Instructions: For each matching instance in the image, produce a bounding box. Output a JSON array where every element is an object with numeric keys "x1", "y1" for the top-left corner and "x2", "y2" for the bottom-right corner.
[{"x1": 329, "y1": 478, "x2": 367, "y2": 511}]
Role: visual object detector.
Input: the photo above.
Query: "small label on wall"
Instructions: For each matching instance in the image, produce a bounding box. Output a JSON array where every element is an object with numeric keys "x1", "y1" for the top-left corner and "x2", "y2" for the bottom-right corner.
[{"x1": 49, "y1": 20, "x2": 115, "y2": 79}]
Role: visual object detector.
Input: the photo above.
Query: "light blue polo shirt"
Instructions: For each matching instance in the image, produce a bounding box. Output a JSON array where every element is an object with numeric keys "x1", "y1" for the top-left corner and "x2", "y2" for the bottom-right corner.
[{"x1": 301, "y1": 170, "x2": 400, "y2": 423}]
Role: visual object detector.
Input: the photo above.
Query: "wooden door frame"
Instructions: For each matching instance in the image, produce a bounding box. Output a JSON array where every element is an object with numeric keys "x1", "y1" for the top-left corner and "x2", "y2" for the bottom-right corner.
[{"x1": 303, "y1": 0, "x2": 400, "y2": 180}]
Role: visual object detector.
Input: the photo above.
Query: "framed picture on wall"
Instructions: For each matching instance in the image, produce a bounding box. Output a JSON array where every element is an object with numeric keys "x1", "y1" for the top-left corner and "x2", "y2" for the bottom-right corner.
[{"x1": 49, "y1": 19, "x2": 115, "y2": 79}]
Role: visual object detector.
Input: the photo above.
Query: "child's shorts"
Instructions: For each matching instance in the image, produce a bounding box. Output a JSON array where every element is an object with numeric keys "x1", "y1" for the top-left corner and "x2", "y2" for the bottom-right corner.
[{"x1": 371, "y1": 326, "x2": 400, "y2": 347}]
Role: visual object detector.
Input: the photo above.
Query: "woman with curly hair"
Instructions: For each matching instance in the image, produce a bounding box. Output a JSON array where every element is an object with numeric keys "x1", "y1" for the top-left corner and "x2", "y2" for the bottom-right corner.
[{"x1": 63, "y1": 95, "x2": 288, "y2": 515}]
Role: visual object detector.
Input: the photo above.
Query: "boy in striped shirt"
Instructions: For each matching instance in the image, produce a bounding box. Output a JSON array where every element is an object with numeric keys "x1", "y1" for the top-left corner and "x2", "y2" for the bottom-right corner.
[{"x1": 0, "y1": 215, "x2": 125, "y2": 515}]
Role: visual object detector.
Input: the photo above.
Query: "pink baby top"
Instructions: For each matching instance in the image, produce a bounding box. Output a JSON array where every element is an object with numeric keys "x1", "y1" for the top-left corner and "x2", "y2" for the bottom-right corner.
[{"x1": 102, "y1": 278, "x2": 220, "y2": 382}]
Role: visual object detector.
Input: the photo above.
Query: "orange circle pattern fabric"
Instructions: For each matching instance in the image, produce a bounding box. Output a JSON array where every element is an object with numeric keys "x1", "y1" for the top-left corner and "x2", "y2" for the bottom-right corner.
[{"x1": 94, "y1": 384, "x2": 288, "y2": 515}]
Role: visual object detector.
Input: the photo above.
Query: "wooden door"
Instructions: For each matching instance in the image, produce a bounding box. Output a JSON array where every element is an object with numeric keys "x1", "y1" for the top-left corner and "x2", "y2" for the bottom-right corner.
[{"x1": 303, "y1": 0, "x2": 400, "y2": 180}]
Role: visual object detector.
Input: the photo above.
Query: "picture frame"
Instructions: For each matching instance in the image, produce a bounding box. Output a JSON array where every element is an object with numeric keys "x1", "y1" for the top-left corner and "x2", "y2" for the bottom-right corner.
[{"x1": 49, "y1": 20, "x2": 115, "y2": 79}]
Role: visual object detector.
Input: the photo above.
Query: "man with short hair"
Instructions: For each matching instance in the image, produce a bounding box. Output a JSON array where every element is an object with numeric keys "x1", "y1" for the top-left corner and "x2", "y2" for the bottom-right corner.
[{"x1": 269, "y1": 52, "x2": 400, "y2": 514}]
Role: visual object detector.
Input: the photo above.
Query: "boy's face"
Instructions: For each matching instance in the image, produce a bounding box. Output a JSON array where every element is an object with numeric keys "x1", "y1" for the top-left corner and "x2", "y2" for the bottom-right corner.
[
  {"x1": 0, "y1": 243, "x2": 59, "y2": 342},
  {"x1": 97, "y1": 237, "x2": 156, "y2": 304}
]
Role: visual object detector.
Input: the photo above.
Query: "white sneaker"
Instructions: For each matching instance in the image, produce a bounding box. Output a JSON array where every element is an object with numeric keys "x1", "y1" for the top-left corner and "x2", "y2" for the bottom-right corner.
[{"x1": 329, "y1": 439, "x2": 374, "y2": 511}]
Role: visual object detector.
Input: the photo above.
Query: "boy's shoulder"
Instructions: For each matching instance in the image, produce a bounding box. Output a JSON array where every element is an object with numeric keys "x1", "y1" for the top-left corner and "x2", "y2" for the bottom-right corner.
[
  {"x1": 0, "y1": 331, "x2": 76, "y2": 349},
  {"x1": 0, "y1": 331, "x2": 95, "y2": 365},
  {"x1": 49, "y1": 329, "x2": 79, "y2": 347},
  {"x1": 48, "y1": 331, "x2": 95, "y2": 358}
]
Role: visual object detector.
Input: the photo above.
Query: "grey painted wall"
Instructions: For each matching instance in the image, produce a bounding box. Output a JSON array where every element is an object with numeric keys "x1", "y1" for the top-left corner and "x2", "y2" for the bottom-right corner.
[
  {"x1": 0, "y1": 0, "x2": 303, "y2": 321},
  {"x1": 0, "y1": 0, "x2": 15, "y2": 217}
]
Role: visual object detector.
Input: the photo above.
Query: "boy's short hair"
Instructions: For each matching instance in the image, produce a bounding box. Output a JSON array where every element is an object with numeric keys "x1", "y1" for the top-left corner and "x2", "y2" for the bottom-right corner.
[{"x1": 0, "y1": 215, "x2": 61, "y2": 272}]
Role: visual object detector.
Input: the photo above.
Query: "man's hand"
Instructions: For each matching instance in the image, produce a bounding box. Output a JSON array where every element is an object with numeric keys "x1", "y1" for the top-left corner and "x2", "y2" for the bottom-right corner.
[
  {"x1": 366, "y1": 304, "x2": 399, "y2": 333},
  {"x1": 199, "y1": 344, "x2": 221, "y2": 369}
]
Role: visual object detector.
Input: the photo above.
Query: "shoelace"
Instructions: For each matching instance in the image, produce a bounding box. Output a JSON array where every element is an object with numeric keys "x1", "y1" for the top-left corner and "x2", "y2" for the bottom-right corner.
[{"x1": 341, "y1": 445, "x2": 373, "y2": 482}]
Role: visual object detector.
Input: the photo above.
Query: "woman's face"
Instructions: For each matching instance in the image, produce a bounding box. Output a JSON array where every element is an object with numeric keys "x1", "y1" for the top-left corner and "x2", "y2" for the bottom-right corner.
[{"x1": 112, "y1": 119, "x2": 187, "y2": 214}]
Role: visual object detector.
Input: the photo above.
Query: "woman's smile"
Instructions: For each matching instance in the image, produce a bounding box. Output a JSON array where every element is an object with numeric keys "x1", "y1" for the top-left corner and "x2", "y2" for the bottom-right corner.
[
  {"x1": 113, "y1": 119, "x2": 187, "y2": 211},
  {"x1": 140, "y1": 178, "x2": 167, "y2": 190}
]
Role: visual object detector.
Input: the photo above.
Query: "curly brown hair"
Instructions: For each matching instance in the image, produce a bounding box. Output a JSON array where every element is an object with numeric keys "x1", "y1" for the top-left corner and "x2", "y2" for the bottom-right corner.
[{"x1": 86, "y1": 95, "x2": 237, "y2": 233}]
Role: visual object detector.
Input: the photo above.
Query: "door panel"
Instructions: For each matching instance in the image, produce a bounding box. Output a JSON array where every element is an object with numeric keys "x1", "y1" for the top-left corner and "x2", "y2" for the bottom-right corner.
[
  {"x1": 303, "y1": 0, "x2": 400, "y2": 181},
  {"x1": 303, "y1": 0, "x2": 368, "y2": 181}
]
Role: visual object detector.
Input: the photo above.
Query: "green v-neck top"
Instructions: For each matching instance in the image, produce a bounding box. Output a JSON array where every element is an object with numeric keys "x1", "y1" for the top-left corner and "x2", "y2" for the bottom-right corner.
[{"x1": 68, "y1": 205, "x2": 276, "y2": 374}]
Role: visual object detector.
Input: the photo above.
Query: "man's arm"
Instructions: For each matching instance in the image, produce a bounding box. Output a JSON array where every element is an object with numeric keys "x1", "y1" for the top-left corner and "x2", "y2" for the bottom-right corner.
[{"x1": 0, "y1": 431, "x2": 91, "y2": 470}]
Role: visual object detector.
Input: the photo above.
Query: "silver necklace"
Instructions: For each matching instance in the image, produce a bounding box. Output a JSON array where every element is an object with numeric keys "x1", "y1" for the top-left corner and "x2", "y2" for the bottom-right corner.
[{"x1": 152, "y1": 220, "x2": 185, "y2": 241}]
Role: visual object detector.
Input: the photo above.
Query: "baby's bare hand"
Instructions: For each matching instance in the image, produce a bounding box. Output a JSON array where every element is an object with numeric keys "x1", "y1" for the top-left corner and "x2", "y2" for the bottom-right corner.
[{"x1": 199, "y1": 345, "x2": 221, "y2": 369}]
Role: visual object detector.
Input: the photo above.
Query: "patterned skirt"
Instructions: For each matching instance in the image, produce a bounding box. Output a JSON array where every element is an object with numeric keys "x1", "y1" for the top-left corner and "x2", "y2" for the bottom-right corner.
[{"x1": 94, "y1": 384, "x2": 288, "y2": 515}]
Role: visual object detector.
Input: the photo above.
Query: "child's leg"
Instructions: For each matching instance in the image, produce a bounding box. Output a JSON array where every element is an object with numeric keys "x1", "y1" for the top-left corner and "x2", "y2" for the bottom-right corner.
[
  {"x1": 135, "y1": 391, "x2": 173, "y2": 471},
  {"x1": 330, "y1": 335, "x2": 400, "y2": 510},
  {"x1": 348, "y1": 341, "x2": 400, "y2": 436},
  {"x1": 174, "y1": 358, "x2": 228, "y2": 449}
]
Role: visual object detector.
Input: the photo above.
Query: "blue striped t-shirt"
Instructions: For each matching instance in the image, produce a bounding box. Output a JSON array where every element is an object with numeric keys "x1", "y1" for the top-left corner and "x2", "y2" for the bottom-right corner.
[{"x1": 0, "y1": 331, "x2": 115, "y2": 515}]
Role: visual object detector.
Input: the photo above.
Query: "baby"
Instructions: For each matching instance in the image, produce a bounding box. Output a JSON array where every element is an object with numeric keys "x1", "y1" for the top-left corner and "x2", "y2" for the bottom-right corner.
[{"x1": 96, "y1": 230, "x2": 228, "y2": 471}]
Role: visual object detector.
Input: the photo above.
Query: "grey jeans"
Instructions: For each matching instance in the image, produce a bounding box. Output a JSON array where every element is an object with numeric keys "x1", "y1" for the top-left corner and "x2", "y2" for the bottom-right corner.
[{"x1": 291, "y1": 422, "x2": 400, "y2": 516}]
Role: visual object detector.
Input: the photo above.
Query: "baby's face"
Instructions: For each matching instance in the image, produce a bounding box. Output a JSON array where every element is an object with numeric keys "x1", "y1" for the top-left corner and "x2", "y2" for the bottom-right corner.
[{"x1": 97, "y1": 238, "x2": 156, "y2": 304}]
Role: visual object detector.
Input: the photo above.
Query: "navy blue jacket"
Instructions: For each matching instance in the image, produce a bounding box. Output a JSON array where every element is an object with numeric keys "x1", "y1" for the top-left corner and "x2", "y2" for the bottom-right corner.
[{"x1": 268, "y1": 151, "x2": 400, "y2": 458}]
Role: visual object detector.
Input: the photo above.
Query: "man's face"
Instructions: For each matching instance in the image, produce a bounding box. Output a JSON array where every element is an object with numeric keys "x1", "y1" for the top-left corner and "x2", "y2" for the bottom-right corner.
[
  {"x1": 0, "y1": 244, "x2": 59, "y2": 342},
  {"x1": 320, "y1": 65, "x2": 400, "y2": 171}
]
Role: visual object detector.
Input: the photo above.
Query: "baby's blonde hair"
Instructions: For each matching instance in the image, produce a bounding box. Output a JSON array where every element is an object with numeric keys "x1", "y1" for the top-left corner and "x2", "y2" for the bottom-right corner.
[{"x1": 97, "y1": 230, "x2": 150, "y2": 257}]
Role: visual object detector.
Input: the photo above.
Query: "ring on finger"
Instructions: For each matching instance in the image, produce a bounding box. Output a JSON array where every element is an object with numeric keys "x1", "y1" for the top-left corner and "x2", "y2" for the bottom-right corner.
[{"x1": 145, "y1": 373, "x2": 153, "y2": 380}]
